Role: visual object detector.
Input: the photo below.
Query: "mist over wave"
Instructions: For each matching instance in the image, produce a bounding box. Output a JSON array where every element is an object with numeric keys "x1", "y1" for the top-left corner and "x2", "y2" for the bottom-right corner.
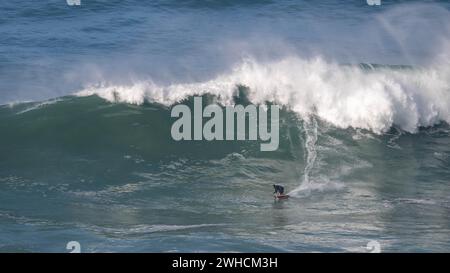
[{"x1": 2, "y1": 2, "x2": 450, "y2": 106}]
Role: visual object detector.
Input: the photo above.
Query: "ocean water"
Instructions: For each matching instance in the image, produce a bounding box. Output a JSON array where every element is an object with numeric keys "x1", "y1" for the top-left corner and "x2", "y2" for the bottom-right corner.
[{"x1": 1, "y1": 0, "x2": 450, "y2": 252}]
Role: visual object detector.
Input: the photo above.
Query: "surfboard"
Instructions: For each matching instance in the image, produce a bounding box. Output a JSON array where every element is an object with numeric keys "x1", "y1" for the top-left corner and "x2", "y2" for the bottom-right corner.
[{"x1": 274, "y1": 194, "x2": 289, "y2": 199}]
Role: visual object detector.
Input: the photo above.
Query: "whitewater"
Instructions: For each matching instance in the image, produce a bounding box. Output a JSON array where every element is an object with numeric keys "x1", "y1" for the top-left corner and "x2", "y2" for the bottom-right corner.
[{"x1": 77, "y1": 57, "x2": 450, "y2": 134}]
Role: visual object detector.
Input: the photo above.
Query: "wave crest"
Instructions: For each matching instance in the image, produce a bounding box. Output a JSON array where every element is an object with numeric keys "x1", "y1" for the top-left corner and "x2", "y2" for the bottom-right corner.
[{"x1": 76, "y1": 57, "x2": 450, "y2": 134}]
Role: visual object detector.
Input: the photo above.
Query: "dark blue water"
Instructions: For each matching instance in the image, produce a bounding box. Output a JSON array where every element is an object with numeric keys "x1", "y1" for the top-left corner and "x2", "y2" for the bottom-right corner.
[{"x1": 1, "y1": 0, "x2": 450, "y2": 252}]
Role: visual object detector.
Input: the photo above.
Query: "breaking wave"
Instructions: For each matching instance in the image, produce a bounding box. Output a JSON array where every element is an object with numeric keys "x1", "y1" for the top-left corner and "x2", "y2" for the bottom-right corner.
[{"x1": 76, "y1": 57, "x2": 450, "y2": 134}]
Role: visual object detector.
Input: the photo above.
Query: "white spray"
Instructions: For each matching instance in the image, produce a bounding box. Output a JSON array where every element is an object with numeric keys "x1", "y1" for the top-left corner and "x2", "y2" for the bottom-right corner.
[{"x1": 288, "y1": 116, "x2": 319, "y2": 196}]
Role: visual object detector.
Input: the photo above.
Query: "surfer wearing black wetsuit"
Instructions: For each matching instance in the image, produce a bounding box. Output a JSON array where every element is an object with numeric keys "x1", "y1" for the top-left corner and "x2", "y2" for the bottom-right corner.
[{"x1": 273, "y1": 184, "x2": 284, "y2": 196}]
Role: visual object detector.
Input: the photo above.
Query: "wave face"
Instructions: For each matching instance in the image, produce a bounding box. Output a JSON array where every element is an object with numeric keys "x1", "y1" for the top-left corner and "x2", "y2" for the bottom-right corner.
[{"x1": 1, "y1": 96, "x2": 450, "y2": 252}]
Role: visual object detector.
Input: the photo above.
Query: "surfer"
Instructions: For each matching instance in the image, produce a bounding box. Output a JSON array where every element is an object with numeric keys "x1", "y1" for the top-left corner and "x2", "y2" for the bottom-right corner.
[{"x1": 273, "y1": 184, "x2": 285, "y2": 198}]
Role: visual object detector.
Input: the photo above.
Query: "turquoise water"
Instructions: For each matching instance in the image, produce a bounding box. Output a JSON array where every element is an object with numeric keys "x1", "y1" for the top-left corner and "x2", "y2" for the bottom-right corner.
[{"x1": 1, "y1": 1, "x2": 450, "y2": 252}]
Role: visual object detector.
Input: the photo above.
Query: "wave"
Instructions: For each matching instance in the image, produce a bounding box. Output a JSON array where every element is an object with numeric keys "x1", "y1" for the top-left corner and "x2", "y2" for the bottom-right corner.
[{"x1": 76, "y1": 57, "x2": 450, "y2": 134}]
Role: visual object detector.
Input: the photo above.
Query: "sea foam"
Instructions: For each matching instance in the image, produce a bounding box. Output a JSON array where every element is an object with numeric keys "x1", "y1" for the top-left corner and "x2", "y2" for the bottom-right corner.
[{"x1": 77, "y1": 57, "x2": 450, "y2": 134}]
